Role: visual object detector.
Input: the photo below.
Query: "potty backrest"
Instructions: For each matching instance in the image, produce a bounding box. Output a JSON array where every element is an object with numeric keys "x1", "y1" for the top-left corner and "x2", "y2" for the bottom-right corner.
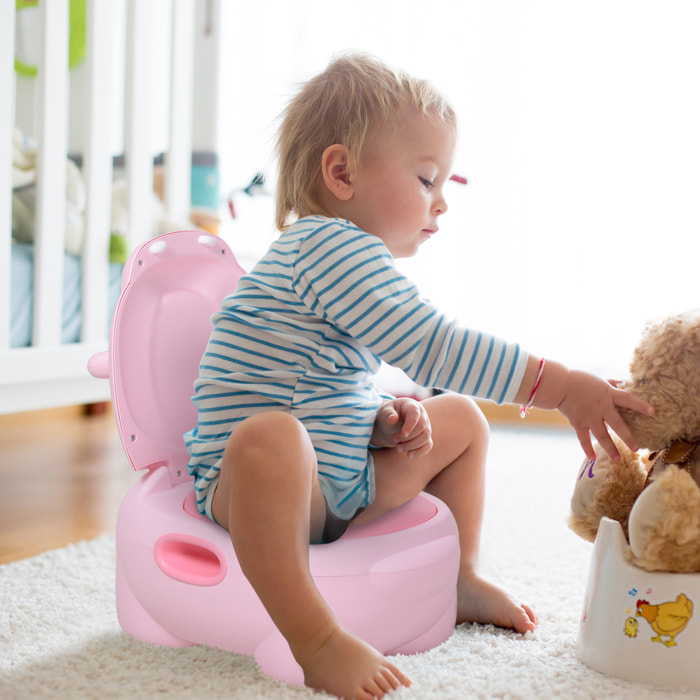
[{"x1": 110, "y1": 231, "x2": 245, "y2": 483}]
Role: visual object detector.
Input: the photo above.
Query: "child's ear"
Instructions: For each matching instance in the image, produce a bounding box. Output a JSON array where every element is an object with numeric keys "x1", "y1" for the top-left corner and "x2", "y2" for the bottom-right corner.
[{"x1": 321, "y1": 144, "x2": 355, "y2": 201}]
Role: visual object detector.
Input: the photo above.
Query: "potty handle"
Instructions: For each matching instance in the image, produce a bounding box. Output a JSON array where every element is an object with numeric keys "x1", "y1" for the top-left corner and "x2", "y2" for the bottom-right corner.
[{"x1": 88, "y1": 351, "x2": 109, "y2": 379}]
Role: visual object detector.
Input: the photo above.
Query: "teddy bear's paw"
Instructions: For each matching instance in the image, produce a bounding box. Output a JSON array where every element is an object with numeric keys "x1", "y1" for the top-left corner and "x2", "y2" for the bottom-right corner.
[
  {"x1": 569, "y1": 450, "x2": 605, "y2": 541},
  {"x1": 629, "y1": 468, "x2": 700, "y2": 573},
  {"x1": 569, "y1": 438, "x2": 647, "y2": 542}
]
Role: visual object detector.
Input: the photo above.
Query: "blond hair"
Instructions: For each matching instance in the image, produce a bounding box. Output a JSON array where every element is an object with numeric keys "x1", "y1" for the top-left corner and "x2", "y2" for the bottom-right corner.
[{"x1": 275, "y1": 52, "x2": 456, "y2": 231}]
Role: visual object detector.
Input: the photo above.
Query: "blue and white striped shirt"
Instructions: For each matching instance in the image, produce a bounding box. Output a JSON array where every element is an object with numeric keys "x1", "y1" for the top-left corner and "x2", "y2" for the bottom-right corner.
[{"x1": 185, "y1": 216, "x2": 527, "y2": 519}]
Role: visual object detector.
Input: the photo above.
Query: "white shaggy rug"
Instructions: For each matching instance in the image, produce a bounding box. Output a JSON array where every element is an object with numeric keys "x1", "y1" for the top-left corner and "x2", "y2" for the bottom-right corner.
[{"x1": 1, "y1": 427, "x2": 698, "y2": 699}]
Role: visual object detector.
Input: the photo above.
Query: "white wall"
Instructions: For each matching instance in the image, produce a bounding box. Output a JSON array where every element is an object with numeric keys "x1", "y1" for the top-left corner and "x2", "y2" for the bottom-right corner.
[{"x1": 218, "y1": 0, "x2": 700, "y2": 379}]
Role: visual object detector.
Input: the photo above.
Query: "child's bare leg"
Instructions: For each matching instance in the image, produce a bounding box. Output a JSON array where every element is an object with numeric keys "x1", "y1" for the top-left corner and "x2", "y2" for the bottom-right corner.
[
  {"x1": 211, "y1": 411, "x2": 410, "y2": 699},
  {"x1": 354, "y1": 394, "x2": 537, "y2": 634},
  {"x1": 422, "y1": 395, "x2": 537, "y2": 633}
]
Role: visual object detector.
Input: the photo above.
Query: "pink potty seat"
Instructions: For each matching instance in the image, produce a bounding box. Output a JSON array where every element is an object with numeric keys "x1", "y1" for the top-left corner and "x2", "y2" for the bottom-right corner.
[{"x1": 89, "y1": 230, "x2": 460, "y2": 686}]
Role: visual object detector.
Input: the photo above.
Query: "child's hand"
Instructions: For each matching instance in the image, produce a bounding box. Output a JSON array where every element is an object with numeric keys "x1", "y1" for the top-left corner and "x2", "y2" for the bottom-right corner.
[
  {"x1": 557, "y1": 370, "x2": 653, "y2": 461},
  {"x1": 372, "y1": 398, "x2": 433, "y2": 458}
]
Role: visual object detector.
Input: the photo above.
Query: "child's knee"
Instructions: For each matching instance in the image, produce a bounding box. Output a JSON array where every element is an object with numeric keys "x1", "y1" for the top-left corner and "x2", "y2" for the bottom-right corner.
[
  {"x1": 463, "y1": 395, "x2": 489, "y2": 440},
  {"x1": 225, "y1": 411, "x2": 312, "y2": 466},
  {"x1": 213, "y1": 411, "x2": 321, "y2": 531},
  {"x1": 434, "y1": 393, "x2": 489, "y2": 440}
]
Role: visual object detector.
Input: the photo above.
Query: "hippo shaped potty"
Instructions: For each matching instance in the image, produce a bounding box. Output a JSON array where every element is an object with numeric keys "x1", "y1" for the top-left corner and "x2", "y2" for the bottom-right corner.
[{"x1": 88, "y1": 230, "x2": 460, "y2": 685}]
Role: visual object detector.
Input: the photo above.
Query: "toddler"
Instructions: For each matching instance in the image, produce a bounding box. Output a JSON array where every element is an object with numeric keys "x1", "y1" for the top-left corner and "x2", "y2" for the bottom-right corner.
[{"x1": 186, "y1": 53, "x2": 652, "y2": 699}]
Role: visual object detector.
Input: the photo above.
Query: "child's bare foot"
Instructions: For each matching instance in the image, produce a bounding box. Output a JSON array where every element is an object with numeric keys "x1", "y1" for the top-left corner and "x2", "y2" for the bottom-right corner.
[
  {"x1": 297, "y1": 625, "x2": 411, "y2": 699},
  {"x1": 457, "y1": 574, "x2": 538, "y2": 634}
]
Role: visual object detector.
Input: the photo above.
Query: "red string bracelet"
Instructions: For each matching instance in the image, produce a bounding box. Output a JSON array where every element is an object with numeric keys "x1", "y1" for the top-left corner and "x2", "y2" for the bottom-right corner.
[{"x1": 520, "y1": 358, "x2": 546, "y2": 419}]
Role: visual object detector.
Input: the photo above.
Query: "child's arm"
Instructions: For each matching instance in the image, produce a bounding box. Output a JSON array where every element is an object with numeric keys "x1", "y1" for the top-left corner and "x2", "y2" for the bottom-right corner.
[
  {"x1": 514, "y1": 357, "x2": 654, "y2": 461},
  {"x1": 371, "y1": 398, "x2": 433, "y2": 458}
]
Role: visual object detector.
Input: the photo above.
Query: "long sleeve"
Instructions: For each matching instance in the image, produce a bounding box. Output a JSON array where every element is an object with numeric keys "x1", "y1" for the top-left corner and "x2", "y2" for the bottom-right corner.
[{"x1": 292, "y1": 218, "x2": 527, "y2": 404}]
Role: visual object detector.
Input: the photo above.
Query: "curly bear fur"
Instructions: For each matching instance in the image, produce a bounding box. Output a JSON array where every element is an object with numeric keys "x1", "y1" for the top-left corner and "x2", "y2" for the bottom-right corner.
[{"x1": 569, "y1": 310, "x2": 700, "y2": 573}]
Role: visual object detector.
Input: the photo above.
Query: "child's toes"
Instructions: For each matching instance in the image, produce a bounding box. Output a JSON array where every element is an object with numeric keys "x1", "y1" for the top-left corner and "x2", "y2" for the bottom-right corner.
[
  {"x1": 388, "y1": 662, "x2": 411, "y2": 688},
  {"x1": 513, "y1": 603, "x2": 538, "y2": 633}
]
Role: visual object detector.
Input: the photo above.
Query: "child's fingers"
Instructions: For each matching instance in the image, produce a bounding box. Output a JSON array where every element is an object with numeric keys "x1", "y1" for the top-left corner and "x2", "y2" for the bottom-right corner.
[
  {"x1": 397, "y1": 432, "x2": 434, "y2": 458},
  {"x1": 586, "y1": 423, "x2": 619, "y2": 462},
  {"x1": 563, "y1": 374, "x2": 653, "y2": 463},
  {"x1": 395, "y1": 400, "x2": 431, "y2": 441},
  {"x1": 572, "y1": 424, "x2": 596, "y2": 462},
  {"x1": 603, "y1": 386, "x2": 653, "y2": 454},
  {"x1": 380, "y1": 403, "x2": 400, "y2": 426},
  {"x1": 379, "y1": 398, "x2": 433, "y2": 457},
  {"x1": 603, "y1": 406, "x2": 642, "y2": 455},
  {"x1": 586, "y1": 393, "x2": 645, "y2": 460},
  {"x1": 613, "y1": 387, "x2": 654, "y2": 417},
  {"x1": 398, "y1": 400, "x2": 423, "y2": 438}
]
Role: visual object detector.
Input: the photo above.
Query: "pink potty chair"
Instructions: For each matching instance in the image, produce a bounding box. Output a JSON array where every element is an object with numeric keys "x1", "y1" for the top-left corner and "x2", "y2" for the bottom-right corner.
[{"x1": 89, "y1": 230, "x2": 460, "y2": 686}]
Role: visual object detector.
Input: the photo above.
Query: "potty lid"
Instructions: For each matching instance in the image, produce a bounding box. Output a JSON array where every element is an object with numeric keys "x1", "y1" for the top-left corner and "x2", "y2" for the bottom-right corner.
[{"x1": 110, "y1": 231, "x2": 245, "y2": 482}]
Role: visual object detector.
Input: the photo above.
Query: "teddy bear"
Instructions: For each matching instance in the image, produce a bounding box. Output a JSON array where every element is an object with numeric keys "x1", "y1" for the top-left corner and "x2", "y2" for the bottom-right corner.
[{"x1": 569, "y1": 310, "x2": 700, "y2": 573}]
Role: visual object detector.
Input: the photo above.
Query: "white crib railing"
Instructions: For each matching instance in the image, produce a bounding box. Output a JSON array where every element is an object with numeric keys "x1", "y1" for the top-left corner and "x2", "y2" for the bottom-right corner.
[
  {"x1": 0, "y1": 0, "x2": 219, "y2": 414},
  {"x1": 0, "y1": 0, "x2": 15, "y2": 359}
]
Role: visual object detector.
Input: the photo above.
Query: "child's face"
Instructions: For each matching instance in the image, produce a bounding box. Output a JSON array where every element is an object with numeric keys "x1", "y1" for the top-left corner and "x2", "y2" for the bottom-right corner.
[{"x1": 349, "y1": 108, "x2": 456, "y2": 258}]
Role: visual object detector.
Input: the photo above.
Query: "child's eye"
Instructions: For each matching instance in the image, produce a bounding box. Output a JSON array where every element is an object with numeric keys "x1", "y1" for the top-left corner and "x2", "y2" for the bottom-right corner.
[{"x1": 419, "y1": 177, "x2": 434, "y2": 189}]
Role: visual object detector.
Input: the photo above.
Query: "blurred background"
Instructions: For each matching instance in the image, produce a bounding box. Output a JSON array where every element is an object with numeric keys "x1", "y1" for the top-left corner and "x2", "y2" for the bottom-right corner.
[
  {"x1": 218, "y1": 0, "x2": 700, "y2": 379},
  {"x1": 14, "y1": 0, "x2": 700, "y2": 377}
]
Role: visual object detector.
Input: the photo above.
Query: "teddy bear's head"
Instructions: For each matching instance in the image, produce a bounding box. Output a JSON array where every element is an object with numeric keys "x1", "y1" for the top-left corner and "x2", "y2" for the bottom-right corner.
[
  {"x1": 619, "y1": 311, "x2": 700, "y2": 451},
  {"x1": 570, "y1": 311, "x2": 700, "y2": 572}
]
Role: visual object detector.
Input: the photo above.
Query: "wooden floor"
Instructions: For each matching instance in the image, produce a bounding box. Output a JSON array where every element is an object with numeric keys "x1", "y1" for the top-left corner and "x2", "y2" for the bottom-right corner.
[{"x1": 0, "y1": 405, "x2": 139, "y2": 565}]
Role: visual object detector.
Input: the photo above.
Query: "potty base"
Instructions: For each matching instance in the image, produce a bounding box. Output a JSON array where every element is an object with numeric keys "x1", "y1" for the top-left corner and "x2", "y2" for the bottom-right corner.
[
  {"x1": 577, "y1": 517, "x2": 700, "y2": 691},
  {"x1": 116, "y1": 468, "x2": 459, "y2": 686}
]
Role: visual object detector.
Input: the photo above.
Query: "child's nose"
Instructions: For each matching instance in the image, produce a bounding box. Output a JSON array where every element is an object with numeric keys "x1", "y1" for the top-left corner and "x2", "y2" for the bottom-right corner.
[{"x1": 433, "y1": 193, "x2": 448, "y2": 216}]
